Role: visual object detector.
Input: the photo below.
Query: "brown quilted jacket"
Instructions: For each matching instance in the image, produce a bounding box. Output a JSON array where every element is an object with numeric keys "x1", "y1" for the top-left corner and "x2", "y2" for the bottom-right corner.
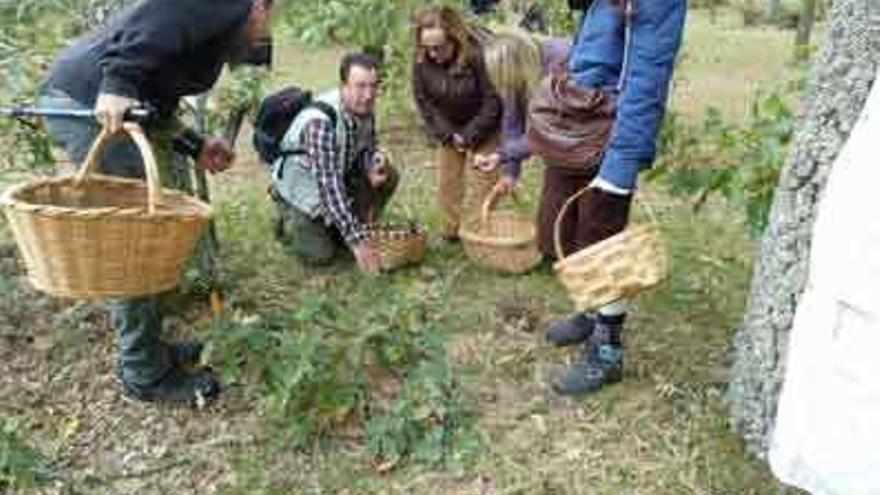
[{"x1": 412, "y1": 51, "x2": 501, "y2": 149}]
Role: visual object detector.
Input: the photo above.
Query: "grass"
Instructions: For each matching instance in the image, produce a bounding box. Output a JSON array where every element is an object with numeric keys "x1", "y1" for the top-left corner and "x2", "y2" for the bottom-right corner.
[
  {"x1": 0, "y1": 6, "x2": 811, "y2": 494},
  {"x1": 672, "y1": 8, "x2": 808, "y2": 122}
]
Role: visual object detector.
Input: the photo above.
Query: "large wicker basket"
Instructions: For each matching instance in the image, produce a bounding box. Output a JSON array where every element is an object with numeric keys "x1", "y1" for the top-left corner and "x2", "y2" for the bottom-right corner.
[
  {"x1": 0, "y1": 124, "x2": 212, "y2": 299},
  {"x1": 363, "y1": 223, "x2": 427, "y2": 271},
  {"x1": 459, "y1": 188, "x2": 541, "y2": 274},
  {"x1": 553, "y1": 186, "x2": 669, "y2": 311}
]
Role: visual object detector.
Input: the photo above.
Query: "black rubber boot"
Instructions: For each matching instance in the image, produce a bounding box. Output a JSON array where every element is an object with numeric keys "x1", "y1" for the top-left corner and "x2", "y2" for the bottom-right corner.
[
  {"x1": 545, "y1": 312, "x2": 597, "y2": 347},
  {"x1": 169, "y1": 341, "x2": 204, "y2": 366},
  {"x1": 551, "y1": 315, "x2": 625, "y2": 396},
  {"x1": 120, "y1": 365, "x2": 221, "y2": 406},
  {"x1": 552, "y1": 342, "x2": 623, "y2": 396}
]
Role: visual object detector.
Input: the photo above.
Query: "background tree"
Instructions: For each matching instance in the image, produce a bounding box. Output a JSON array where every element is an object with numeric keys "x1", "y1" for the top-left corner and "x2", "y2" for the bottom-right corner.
[
  {"x1": 727, "y1": 0, "x2": 880, "y2": 455},
  {"x1": 793, "y1": 0, "x2": 818, "y2": 60}
]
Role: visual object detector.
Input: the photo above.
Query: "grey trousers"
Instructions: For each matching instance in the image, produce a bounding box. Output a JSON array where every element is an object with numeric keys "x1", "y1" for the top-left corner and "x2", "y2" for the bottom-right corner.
[{"x1": 37, "y1": 86, "x2": 198, "y2": 386}]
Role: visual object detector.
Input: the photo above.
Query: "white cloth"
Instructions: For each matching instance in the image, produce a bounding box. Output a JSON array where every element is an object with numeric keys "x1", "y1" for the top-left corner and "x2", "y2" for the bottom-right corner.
[{"x1": 770, "y1": 72, "x2": 880, "y2": 495}]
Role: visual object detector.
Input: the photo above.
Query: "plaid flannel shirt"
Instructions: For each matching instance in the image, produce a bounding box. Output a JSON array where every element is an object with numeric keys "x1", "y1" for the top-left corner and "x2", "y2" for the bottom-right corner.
[{"x1": 302, "y1": 112, "x2": 364, "y2": 245}]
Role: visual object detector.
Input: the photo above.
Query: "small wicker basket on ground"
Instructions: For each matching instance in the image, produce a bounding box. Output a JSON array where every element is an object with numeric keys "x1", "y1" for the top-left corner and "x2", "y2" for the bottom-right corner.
[
  {"x1": 363, "y1": 223, "x2": 427, "y2": 271},
  {"x1": 552, "y1": 186, "x2": 669, "y2": 311},
  {"x1": 459, "y1": 188, "x2": 541, "y2": 274},
  {"x1": 0, "y1": 124, "x2": 212, "y2": 299}
]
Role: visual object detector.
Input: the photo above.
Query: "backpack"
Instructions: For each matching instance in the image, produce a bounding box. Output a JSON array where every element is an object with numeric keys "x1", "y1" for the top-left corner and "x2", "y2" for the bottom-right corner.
[{"x1": 252, "y1": 86, "x2": 337, "y2": 166}]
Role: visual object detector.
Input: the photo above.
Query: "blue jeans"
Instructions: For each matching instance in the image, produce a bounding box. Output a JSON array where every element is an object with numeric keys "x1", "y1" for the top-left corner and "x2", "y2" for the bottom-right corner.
[
  {"x1": 567, "y1": 0, "x2": 686, "y2": 190},
  {"x1": 37, "y1": 86, "x2": 194, "y2": 386}
]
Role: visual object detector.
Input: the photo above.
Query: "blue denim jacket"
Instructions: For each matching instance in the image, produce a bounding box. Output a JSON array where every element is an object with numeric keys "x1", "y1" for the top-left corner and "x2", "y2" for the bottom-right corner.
[{"x1": 568, "y1": 0, "x2": 686, "y2": 190}]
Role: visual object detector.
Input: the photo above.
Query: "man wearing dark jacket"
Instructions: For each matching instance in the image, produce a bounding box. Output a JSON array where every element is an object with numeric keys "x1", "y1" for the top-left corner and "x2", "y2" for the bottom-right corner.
[{"x1": 36, "y1": 0, "x2": 274, "y2": 405}]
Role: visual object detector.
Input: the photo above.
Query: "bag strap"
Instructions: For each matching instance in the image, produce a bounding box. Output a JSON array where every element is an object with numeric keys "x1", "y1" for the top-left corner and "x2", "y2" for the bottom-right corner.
[
  {"x1": 310, "y1": 100, "x2": 338, "y2": 129},
  {"x1": 564, "y1": 0, "x2": 635, "y2": 92},
  {"x1": 274, "y1": 100, "x2": 343, "y2": 184},
  {"x1": 618, "y1": 0, "x2": 635, "y2": 93},
  {"x1": 278, "y1": 100, "x2": 339, "y2": 158}
]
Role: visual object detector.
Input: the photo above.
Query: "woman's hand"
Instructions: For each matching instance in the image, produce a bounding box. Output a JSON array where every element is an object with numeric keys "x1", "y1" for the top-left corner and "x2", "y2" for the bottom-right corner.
[
  {"x1": 492, "y1": 174, "x2": 518, "y2": 197},
  {"x1": 473, "y1": 152, "x2": 501, "y2": 172}
]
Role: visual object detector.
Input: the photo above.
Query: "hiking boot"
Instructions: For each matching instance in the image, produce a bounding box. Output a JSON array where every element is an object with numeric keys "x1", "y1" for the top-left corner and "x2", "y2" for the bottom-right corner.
[
  {"x1": 120, "y1": 366, "x2": 221, "y2": 406},
  {"x1": 169, "y1": 341, "x2": 204, "y2": 366},
  {"x1": 552, "y1": 343, "x2": 623, "y2": 396},
  {"x1": 545, "y1": 312, "x2": 597, "y2": 347}
]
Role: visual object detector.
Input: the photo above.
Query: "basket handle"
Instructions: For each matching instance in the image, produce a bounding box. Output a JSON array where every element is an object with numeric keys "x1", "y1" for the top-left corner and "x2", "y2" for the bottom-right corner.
[
  {"x1": 553, "y1": 185, "x2": 590, "y2": 260},
  {"x1": 74, "y1": 123, "x2": 163, "y2": 214},
  {"x1": 552, "y1": 186, "x2": 661, "y2": 260},
  {"x1": 480, "y1": 184, "x2": 519, "y2": 226}
]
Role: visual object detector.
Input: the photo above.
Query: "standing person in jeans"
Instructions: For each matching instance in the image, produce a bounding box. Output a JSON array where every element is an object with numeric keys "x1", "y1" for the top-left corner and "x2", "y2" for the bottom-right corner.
[
  {"x1": 541, "y1": 0, "x2": 686, "y2": 395},
  {"x1": 474, "y1": 28, "x2": 571, "y2": 197},
  {"x1": 411, "y1": 5, "x2": 502, "y2": 242},
  {"x1": 36, "y1": 0, "x2": 275, "y2": 405},
  {"x1": 271, "y1": 53, "x2": 398, "y2": 274}
]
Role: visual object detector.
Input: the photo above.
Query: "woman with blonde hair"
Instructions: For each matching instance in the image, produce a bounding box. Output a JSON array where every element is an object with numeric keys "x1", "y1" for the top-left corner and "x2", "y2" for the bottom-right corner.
[
  {"x1": 475, "y1": 28, "x2": 570, "y2": 196},
  {"x1": 411, "y1": 5, "x2": 502, "y2": 242}
]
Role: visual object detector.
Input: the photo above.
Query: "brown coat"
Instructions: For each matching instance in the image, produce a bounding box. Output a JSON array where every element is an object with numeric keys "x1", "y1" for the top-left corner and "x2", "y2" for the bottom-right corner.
[{"x1": 412, "y1": 52, "x2": 501, "y2": 148}]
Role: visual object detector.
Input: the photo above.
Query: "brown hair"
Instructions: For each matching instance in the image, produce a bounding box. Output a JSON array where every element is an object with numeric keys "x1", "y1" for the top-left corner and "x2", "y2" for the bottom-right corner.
[{"x1": 411, "y1": 5, "x2": 476, "y2": 68}]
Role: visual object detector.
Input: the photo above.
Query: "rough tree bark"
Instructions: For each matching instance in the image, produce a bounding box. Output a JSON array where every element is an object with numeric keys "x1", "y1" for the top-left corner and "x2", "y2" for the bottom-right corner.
[{"x1": 727, "y1": 0, "x2": 880, "y2": 456}]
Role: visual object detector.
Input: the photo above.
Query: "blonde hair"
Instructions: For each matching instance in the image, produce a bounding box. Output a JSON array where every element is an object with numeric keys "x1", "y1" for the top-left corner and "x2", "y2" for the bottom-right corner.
[
  {"x1": 412, "y1": 5, "x2": 477, "y2": 68},
  {"x1": 483, "y1": 27, "x2": 542, "y2": 106}
]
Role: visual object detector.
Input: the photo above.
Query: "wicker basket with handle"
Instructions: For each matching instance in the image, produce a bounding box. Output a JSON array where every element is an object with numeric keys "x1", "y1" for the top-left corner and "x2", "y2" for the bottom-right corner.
[
  {"x1": 459, "y1": 187, "x2": 542, "y2": 274},
  {"x1": 363, "y1": 222, "x2": 427, "y2": 271},
  {"x1": 0, "y1": 123, "x2": 212, "y2": 299},
  {"x1": 552, "y1": 186, "x2": 669, "y2": 311}
]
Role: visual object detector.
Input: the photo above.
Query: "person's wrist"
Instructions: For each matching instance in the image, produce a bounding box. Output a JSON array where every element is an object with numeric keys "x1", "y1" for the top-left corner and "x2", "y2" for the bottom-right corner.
[
  {"x1": 173, "y1": 129, "x2": 205, "y2": 160},
  {"x1": 589, "y1": 176, "x2": 631, "y2": 196}
]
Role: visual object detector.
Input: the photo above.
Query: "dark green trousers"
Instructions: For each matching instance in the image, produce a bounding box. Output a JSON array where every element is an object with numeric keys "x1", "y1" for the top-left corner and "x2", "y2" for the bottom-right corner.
[{"x1": 276, "y1": 167, "x2": 399, "y2": 265}]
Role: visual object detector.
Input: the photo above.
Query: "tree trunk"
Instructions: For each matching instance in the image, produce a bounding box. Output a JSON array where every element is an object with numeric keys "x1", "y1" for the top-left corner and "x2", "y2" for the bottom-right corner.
[
  {"x1": 727, "y1": 0, "x2": 880, "y2": 456},
  {"x1": 767, "y1": 0, "x2": 781, "y2": 22},
  {"x1": 794, "y1": 0, "x2": 818, "y2": 60}
]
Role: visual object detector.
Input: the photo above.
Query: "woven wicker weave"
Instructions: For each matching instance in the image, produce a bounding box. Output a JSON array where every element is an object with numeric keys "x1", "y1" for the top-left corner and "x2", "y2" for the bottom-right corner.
[
  {"x1": 0, "y1": 124, "x2": 212, "y2": 299},
  {"x1": 462, "y1": 164, "x2": 500, "y2": 215},
  {"x1": 459, "y1": 188, "x2": 541, "y2": 274},
  {"x1": 363, "y1": 223, "x2": 427, "y2": 271},
  {"x1": 553, "y1": 186, "x2": 669, "y2": 311}
]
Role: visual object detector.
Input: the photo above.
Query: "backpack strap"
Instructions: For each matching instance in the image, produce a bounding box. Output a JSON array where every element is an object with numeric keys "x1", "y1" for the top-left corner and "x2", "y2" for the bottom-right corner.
[
  {"x1": 277, "y1": 100, "x2": 339, "y2": 158},
  {"x1": 310, "y1": 100, "x2": 338, "y2": 129},
  {"x1": 274, "y1": 100, "x2": 343, "y2": 188}
]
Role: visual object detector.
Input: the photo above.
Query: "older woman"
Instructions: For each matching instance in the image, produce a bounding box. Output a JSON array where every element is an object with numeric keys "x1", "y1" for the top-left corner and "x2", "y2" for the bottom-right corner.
[
  {"x1": 475, "y1": 28, "x2": 571, "y2": 196},
  {"x1": 412, "y1": 5, "x2": 502, "y2": 241}
]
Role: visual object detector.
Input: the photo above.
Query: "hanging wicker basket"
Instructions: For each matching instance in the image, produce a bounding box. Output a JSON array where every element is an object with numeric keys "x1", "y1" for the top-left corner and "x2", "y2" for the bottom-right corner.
[
  {"x1": 553, "y1": 186, "x2": 669, "y2": 311},
  {"x1": 0, "y1": 124, "x2": 212, "y2": 299},
  {"x1": 363, "y1": 222, "x2": 427, "y2": 271},
  {"x1": 459, "y1": 187, "x2": 541, "y2": 274}
]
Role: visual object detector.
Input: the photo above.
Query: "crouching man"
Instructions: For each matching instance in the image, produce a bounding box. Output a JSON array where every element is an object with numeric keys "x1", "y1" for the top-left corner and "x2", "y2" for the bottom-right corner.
[{"x1": 271, "y1": 53, "x2": 398, "y2": 275}]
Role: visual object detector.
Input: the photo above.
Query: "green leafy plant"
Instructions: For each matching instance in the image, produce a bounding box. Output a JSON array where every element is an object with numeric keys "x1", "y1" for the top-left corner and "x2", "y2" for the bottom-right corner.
[
  {"x1": 0, "y1": 418, "x2": 51, "y2": 490},
  {"x1": 0, "y1": 0, "x2": 129, "y2": 171},
  {"x1": 649, "y1": 92, "x2": 795, "y2": 237},
  {"x1": 206, "y1": 288, "x2": 478, "y2": 469}
]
